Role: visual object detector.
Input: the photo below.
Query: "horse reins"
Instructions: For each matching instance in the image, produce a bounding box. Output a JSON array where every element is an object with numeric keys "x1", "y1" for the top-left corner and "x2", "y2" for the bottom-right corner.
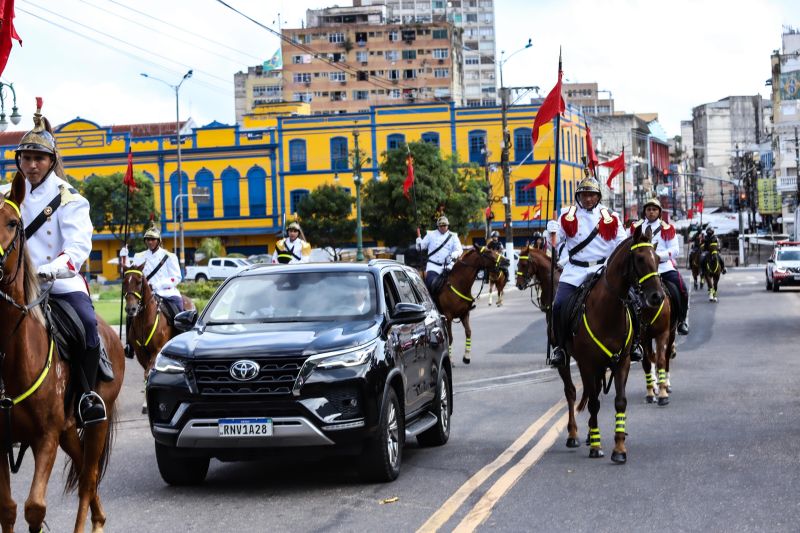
[{"x1": 124, "y1": 270, "x2": 164, "y2": 353}]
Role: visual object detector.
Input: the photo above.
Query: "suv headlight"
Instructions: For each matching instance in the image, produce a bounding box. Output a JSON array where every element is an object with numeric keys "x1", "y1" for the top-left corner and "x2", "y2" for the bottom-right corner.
[
  {"x1": 775, "y1": 266, "x2": 787, "y2": 273},
  {"x1": 153, "y1": 353, "x2": 186, "y2": 373},
  {"x1": 293, "y1": 341, "x2": 377, "y2": 396}
]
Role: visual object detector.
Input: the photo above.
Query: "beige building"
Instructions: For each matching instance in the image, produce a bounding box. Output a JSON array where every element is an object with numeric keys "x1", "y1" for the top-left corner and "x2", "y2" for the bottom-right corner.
[
  {"x1": 564, "y1": 82, "x2": 615, "y2": 117},
  {"x1": 234, "y1": 66, "x2": 283, "y2": 123}
]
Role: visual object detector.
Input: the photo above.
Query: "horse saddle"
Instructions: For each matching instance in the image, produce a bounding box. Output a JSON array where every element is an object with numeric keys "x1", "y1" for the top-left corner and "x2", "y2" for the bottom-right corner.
[
  {"x1": 558, "y1": 270, "x2": 604, "y2": 340},
  {"x1": 47, "y1": 298, "x2": 114, "y2": 383},
  {"x1": 157, "y1": 296, "x2": 181, "y2": 326}
]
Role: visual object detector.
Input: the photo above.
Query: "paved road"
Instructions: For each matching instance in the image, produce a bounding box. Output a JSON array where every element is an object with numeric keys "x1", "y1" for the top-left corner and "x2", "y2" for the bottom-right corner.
[{"x1": 9, "y1": 268, "x2": 800, "y2": 532}]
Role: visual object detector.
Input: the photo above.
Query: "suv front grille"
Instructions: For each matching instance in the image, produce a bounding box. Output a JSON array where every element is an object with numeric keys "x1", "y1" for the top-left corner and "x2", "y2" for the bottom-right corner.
[{"x1": 190, "y1": 357, "x2": 307, "y2": 396}]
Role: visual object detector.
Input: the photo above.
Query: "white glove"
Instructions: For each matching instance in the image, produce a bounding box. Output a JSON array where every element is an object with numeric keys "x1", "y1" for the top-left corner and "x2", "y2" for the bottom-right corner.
[
  {"x1": 119, "y1": 245, "x2": 129, "y2": 258},
  {"x1": 547, "y1": 220, "x2": 559, "y2": 234},
  {"x1": 37, "y1": 255, "x2": 70, "y2": 280}
]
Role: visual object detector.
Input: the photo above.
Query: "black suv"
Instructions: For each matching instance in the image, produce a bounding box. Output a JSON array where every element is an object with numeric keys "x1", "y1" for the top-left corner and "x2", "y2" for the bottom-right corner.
[{"x1": 146, "y1": 260, "x2": 452, "y2": 484}]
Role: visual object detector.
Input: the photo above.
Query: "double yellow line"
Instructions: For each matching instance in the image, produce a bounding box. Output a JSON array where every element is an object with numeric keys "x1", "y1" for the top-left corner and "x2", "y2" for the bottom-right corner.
[{"x1": 417, "y1": 395, "x2": 573, "y2": 532}]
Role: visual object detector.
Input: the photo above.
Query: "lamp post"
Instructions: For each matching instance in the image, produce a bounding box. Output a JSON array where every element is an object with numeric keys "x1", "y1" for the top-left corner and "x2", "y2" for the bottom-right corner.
[
  {"x1": 352, "y1": 128, "x2": 364, "y2": 262},
  {"x1": 499, "y1": 38, "x2": 532, "y2": 257},
  {"x1": 141, "y1": 70, "x2": 193, "y2": 273},
  {"x1": 0, "y1": 82, "x2": 22, "y2": 132}
]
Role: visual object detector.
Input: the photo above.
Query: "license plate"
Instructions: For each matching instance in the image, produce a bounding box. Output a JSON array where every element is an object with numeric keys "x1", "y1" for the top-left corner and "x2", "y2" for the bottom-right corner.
[
  {"x1": 794, "y1": 275, "x2": 800, "y2": 281},
  {"x1": 218, "y1": 417, "x2": 273, "y2": 437}
]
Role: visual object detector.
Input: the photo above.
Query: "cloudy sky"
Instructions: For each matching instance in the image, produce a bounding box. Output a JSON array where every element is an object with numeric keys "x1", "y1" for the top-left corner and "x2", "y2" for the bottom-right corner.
[{"x1": 3, "y1": 0, "x2": 799, "y2": 137}]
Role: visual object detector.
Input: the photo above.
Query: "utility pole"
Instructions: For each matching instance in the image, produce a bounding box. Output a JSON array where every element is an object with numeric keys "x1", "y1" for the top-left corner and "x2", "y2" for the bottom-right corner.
[
  {"x1": 483, "y1": 148, "x2": 492, "y2": 240},
  {"x1": 795, "y1": 127, "x2": 800, "y2": 240},
  {"x1": 353, "y1": 128, "x2": 364, "y2": 262},
  {"x1": 736, "y1": 144, "x2": 745, "y2": 266},
  {"x1": 500, "y1": 85, "x2": 513, "y2": 248}
]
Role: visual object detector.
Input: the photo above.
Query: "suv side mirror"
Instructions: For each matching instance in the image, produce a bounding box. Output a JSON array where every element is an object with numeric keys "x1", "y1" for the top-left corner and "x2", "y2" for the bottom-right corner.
[
  {"x1": 387, "y1": 302, "x2": 426, "y2": 326},
  {"x1": 767, "y1": 258, "x2": 774, "y2": 263},
  {"x1": 174, "y1": 309, "x2": 198, "y2": 332}
]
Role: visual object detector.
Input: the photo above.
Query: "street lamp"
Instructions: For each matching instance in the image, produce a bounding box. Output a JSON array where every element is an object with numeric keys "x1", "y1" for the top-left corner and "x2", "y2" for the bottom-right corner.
[
  {"x1": 141, "y1": 70, "x2": 193, "y2": 273},
  {"x1": 498, "y1": 38, "x2": 532, "y2": 260},
  {"x1": 0, "y1": 82, "x2": 22, "y2": 132}
]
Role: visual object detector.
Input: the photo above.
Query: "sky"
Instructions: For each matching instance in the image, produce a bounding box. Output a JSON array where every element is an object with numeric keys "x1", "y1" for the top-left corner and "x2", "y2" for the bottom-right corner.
[{"x1": 3, "y1": 0, "x2": 800, "y2": 137}]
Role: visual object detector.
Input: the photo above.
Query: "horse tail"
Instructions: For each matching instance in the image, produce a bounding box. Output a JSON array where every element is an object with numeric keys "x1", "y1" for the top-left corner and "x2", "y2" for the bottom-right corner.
[
  {"x1": 63, "y1": 406, "x2": 117, "y2": 493},
  {"x1": 577, "y1": 389, "x2": 589, "y2": 412}
]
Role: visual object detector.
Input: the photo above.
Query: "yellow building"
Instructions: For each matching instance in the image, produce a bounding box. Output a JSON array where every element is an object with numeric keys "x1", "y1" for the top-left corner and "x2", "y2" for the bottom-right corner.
[{"x1": 1, "y1": 101, "x2": 588, "y2": 281}]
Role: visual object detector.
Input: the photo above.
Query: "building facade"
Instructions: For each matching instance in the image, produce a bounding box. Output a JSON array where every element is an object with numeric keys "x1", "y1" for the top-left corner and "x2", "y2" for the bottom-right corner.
[
  {"x1": 564, "y1": 82, "x2": 615, "y2": 117},
  {"x1": 2, "y1": 101, "x2": 588, "y2": 281}
]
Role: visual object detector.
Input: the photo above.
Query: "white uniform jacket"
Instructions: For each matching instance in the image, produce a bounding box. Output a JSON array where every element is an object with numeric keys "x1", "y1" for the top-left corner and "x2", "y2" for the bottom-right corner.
[
  {"x1": 555, "y1": 202, "x2": 626, "y2": 287},
  {"x1": 272, "y1": 237, "x2": 309, "y2": 264},
  {"x1": 416, "y1": 230, "x2": 463, "y2": 275},
  {"x1": 633, "y1": 219, "x2": 679, "y2": 274},
  {"x1": 130, "y1": 247, "x2": 182, "y2": 299},
  {"x1": 22, "y1": 172, "x2": 92, "y2": 295}
]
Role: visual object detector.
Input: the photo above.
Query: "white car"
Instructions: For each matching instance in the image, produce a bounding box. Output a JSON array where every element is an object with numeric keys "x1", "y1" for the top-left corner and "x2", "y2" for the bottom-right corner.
[
  {"x1": 765, "y1": 242, "x2": 800, "y2": 292},
  {"x1": 186, "y1": 257, "x2": 252, "y2": 282}
]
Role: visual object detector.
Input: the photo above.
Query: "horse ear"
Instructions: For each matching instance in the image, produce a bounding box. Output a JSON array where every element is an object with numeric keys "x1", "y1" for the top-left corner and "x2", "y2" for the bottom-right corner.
[
  {"x1": 8, "y1": 171, "x2": 26, "y2": 206},
  {"x1": 633, "y1": 222, "x2": 643, "y2": 240},
  {"x1": 644, "y1": 225, "x2": 653, "y2": 241}
]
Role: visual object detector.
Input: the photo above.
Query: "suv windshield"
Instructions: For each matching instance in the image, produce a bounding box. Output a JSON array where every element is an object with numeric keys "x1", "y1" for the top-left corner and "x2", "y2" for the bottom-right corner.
[
  {"x1": 777, "y1": 250, "x2": 800, "y2": 261},
  {"x1": 204, "y1": 271, "x2": 377, "y2": 323}
]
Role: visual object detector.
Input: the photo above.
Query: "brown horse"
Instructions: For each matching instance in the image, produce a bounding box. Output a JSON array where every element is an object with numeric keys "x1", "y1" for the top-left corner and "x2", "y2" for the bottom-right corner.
[
  {"x1": 640, "y1": 278, "x2": 677, "y2": 406},
  {"x1": 515, "y1": 245, "x2": 560, "y2": 314},
  {"x1": 689, "y1": 248, "x2": 704, "y2": 291},
  {"x1": 555, "y1": 225, "x2": 664, "y2": 463},
  {"x1": 487, "y1": 269, "x2": 506, "y2": 307},
  {"x1": 434, "y1": 245, "x2": 508, "y2": 364},
  {"x1": 702, "y1": 248, "x2": 722, "y2": 302},
  {"x1": 0, "y1": 176, "x2": 124, "y2": 533},
  {"x1": 123, "y1": 266, "x2": 194, "y2": 379}
]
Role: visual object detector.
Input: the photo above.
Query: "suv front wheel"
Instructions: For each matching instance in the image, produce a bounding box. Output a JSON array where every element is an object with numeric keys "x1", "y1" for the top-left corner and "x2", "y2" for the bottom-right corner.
[
  {"x1": 155, "y1": 442, "x2": 210, "y2": 486},
  {"x1": 360, "y1": 388, "x2": 403, "y2": 482},
  {"x1": 417, "y1": 370, "x2": 451, "y2": 447}
]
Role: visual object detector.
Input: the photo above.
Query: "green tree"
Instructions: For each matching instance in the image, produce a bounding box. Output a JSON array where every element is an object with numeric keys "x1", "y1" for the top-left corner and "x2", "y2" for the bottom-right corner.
[
  {"x1": 196, "y1": 237, "x2": 224, "y2": 264},
  {"x1": 362, "y1": 141, "x2": 485, "y2": 247},
  {"x1": 297, "y1": 183, "x2": 356, "y2": 260},
  {"x1": 81, "y1": 172, "x2": 158, "y2": 246}
]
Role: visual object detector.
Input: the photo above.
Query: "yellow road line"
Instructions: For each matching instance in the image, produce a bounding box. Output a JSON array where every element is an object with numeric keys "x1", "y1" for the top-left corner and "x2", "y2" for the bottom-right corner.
[
  {"x1": 453, "y1": 410, "x2": 569, "y2": 532},
  {"x1": 416, "y1": 399, "x2": 565, "y2": 533}
]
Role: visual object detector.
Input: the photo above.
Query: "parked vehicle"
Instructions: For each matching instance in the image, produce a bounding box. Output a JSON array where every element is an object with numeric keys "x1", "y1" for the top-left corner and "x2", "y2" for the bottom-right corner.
[
  {"x1": 146, "y1": 260, "x2": 452, "y2": 485},
  {"x1": 766, "y1": 241, "x2": 800, "y2": 291},
  {"x1": 185, "y1": 257, "x2": 251, "y2": 282}
]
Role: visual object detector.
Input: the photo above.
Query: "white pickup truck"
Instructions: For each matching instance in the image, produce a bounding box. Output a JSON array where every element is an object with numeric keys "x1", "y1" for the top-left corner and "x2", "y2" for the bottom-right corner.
[{"x1": 185, "y1": 257, "x2": 252, "y2": 282}]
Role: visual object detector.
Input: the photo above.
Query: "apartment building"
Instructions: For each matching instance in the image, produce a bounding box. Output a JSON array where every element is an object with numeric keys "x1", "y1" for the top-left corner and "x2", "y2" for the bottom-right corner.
[{"x1": 564, "y1": 82, "x2": 615, "y2": 116}]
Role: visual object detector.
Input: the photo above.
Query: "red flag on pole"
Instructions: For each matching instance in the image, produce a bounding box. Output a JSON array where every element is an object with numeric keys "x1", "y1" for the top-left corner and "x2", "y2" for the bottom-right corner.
[
  {"x1": 600, "y1": 149, "x2": 625, "y2": 188},
  {"x1": 523, "y1": 160, "x2": 552, "y2": 191},
  {"x1": 532, "y1": 202, "x2": 542, "y2": 220},
  {"x1": 532, "y1": 70, "x2": 565, "y2": 146},
  {"x1": 0, "y1": 0, "x2": 22, "y2": 77},
  {"x1": 521, "y1": 206, "x2": 531, "y2": 221},
  {"x1": 123, "y1": 149, "x2": 137, "y2": 192},
  {"x1": 485, "y1": 205, "x2": 493, "y2": 219},
  {"x1": 586, "y1": 124, "x2": 599, "y2": 171},
  {"x1": 694, "y1": 199, "x2": 704, "y2": 213},
  {"x1": 403, "y1": 152, "x2": 415, "y2": 199}
]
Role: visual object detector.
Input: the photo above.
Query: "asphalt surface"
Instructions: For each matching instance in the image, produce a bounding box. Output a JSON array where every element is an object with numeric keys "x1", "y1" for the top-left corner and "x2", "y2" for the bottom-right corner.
[{"x1": 8, "y1": 268, "x2": 800, "y2": 532}]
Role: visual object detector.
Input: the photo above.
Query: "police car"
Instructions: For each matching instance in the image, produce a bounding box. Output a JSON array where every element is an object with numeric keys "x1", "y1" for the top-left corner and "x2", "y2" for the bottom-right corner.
[{"x1": 766, "y1": 241, "x2": 800, "y2": 291}]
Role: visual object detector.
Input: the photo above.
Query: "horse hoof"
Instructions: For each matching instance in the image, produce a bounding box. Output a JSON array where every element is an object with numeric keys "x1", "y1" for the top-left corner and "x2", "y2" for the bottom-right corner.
[
  {"x1": 462, "y1": 356, "x2": 471, "y2": 365},
  {"x1": 611, "y1": 451, "x2": 627, "y2": 464},
  {"x1": 645, "y1": 396, "x2": 655, "y2": 404},
  {"x1": 658, "y1": 397, "x2": 670, "y2": 406},
  {"x1": 589, "y1": 448, "x2": 604, "y2": 458},
  {"x1": 566, "y1": 437, "x2": 580, "y2": 448}
]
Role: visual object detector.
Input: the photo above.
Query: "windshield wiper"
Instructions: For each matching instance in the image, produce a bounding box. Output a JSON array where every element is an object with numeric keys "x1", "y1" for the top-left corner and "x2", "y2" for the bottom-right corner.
[{"x1": 204, "y1": 320, "x2": 239, "y2": 326}]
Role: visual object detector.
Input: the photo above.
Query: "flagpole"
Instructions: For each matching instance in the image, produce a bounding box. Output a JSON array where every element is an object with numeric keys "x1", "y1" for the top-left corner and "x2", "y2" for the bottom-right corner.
[
  {"x1": 547, "y1": 51, "x2": 562, "y2": 365},
  {"x1": 119, "y1": 185, "x2": 130, "y2": 339},
  {"x1": 621, "y1": 147, "x2": 627, "y2": 224}
]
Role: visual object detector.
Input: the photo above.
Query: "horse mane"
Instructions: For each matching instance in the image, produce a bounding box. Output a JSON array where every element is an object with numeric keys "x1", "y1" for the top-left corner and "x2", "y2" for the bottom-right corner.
[
  {"x1": 22, "y1": 249, "x2": 45, "y2": 326},
  {"x1": 605, "y1": 235, "x2": 634, "y2": 271}
]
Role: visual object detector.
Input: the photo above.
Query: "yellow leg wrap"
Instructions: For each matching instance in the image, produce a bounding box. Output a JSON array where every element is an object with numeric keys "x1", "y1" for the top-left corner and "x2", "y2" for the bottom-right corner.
[
  {"x1": 465, "y1": 338, "x2": 472, "y2": 351},
  {"x1": 658, "y1": 369, "x2": 666, "y2": 384},
  {"x1": 589, "y1": 427, "x2": 601, "y2": 447},
  {"x1": 615, "y1": 413, "x2": 626, "y2": 434},
  {"x1": 645, "y1": 373, "x2": 655, "y2": 387}
]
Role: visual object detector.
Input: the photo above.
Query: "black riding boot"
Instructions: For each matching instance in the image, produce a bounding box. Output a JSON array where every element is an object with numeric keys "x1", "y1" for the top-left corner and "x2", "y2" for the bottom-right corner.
[
  {"x1": 627, "y1": 301, "x2": 643, "y2": 363},
  {"x1": 549, "y1": 320, "x2": 566, "y2": 367},
  {"x1": 124, "y1": 315, "x2": 134, "y2": 359},
  {"x1": 78, "y1": 344, "x2": 107, "y2": 426}
]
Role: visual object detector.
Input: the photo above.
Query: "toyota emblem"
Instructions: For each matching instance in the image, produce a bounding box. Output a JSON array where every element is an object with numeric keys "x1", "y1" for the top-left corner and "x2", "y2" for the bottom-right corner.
[{"x1": 229, "y1": 360, "x2": 260, "y2": 381}]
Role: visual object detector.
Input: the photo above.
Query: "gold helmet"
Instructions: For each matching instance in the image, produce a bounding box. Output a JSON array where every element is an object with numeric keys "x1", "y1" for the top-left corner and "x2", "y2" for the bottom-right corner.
[
  {"x1": 287, "y1": 221, "x2": 302, "y2": 231},
  {"x1": 575, "y1": 177, "x2": 602, "y2": 207},
  {"x1": 437, "y1": 215, "x2": 450, "y2": 226},
  {"x1": 641, "y1": 197, "x2": 662, "y2": 216},
  {"x1": 143, "y1": 223, "x2": 161, "y2": 240},
  {"x1": 16, "y1": 97, "x2": 56, "y2": 156}
]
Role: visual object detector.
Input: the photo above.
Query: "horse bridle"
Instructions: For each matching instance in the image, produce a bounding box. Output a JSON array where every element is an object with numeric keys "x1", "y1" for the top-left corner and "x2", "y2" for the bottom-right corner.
[
  {"x1": 626, "y1": 242, "x2": 661, "y2": 299},
  {"x1": 123, "y1": 269, "x2": 153, "y2": 318}
]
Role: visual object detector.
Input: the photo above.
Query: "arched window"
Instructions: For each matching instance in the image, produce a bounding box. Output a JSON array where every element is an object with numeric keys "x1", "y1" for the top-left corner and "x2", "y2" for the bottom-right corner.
[
  {"x1": 387, "y1": 133, "x2": 406, "y2": 151},
  {"x1": 468, "y1": 129, "x2": 487, "y2": 164},
  {"x1": 169, "y1": 170, "x2": 188, "y2": 220},
  {"x1": 290, "y1": 189, "x2": 309, "y2": 215},
  {"x1": 421, "y1": 132, "x2": 440, "y2": 147},
  {"x1": 247, "y1": 165, "x2": 267, "y2": 217},
  {"x1": 515, "y1": 180, "x2": 536, "y2": 206},
  {"x1": 514, "y1": 127, "x2": 532, "y2": 163},
  {"x1": 194, "y1": 168, "x2": 214, "y2": 220},
  {"x1": 221, "y1": 167, "x2": 241, "y2": 218},
  {"x1": 330, "y1": 137, "x2": 348, "y2": 171},
  {"x1": 289, "y1": 139, "x2": 307, "y2": 172}
]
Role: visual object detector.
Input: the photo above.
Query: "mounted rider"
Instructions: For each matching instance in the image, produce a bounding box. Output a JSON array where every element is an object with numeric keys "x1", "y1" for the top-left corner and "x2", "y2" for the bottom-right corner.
[
  {"x1": 630, "y1": 198, "x2": 690, "y2": 335},
  {"x1": 272, "y1": 221, "x2": 310, "y2": 264},
  {"x1": 120, "y1": 223, "x2": 183, "y2": 357},
  {"x1": 549, "y1": 177, "x2": 643, "y2": 367},
  {"x1": 14, "y1": 99, "x2": 107, "y2": 425},
  {"x1": 701, "y1": 227, "x2": 727, "y2": 274},
  {"x1": 416, "y1": 215, "x2": 463, "y2": 295},
  {"x1": 486, "y1": 230, "x2": 510, "y2": 281}
]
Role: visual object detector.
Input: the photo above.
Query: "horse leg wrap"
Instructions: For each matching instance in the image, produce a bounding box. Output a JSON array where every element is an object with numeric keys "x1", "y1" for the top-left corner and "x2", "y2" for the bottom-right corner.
[
  {"x1": 615, "y1": 413, "x2": 626, "y2": 434},
  {"x1": 589, "y1": 427, "x2": 601, "y2": 447},
  {"x1": 465, "y1": 338, "x2": 472, "y2": 354},
  {"x1": 645, "y1": 373, "x2": 655, "y2": 390},
  {"x1": 657, "y1": 369, "x2": 666, "y2": 385}
]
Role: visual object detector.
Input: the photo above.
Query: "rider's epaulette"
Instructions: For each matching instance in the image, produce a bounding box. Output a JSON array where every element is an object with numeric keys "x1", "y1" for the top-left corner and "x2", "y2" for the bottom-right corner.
[
  {"x1": 598, "y1": 207, "x2": 619, "y2": 241},
  {"x1": 561, "y1": 205, "x2": 578, "y2": 237},
  {"x1": 660, "y1": 220, "x2": 676, "y2": 240},
  {"x1": 59, "y1": 184, "x2": 79, "y2": 206}
]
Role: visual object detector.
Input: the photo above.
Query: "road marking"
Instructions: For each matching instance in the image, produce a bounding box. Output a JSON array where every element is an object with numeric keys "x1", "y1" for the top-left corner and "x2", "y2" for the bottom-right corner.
[
  {"x1": 458, "y1": 362, "x2": 575, "y2": 387},
  {"x1": 453, "y1": 411, "x2": 568, "y2": 532},
  {"x1": 416, "y1": 399, "x2": 565, "y2": 533}
]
